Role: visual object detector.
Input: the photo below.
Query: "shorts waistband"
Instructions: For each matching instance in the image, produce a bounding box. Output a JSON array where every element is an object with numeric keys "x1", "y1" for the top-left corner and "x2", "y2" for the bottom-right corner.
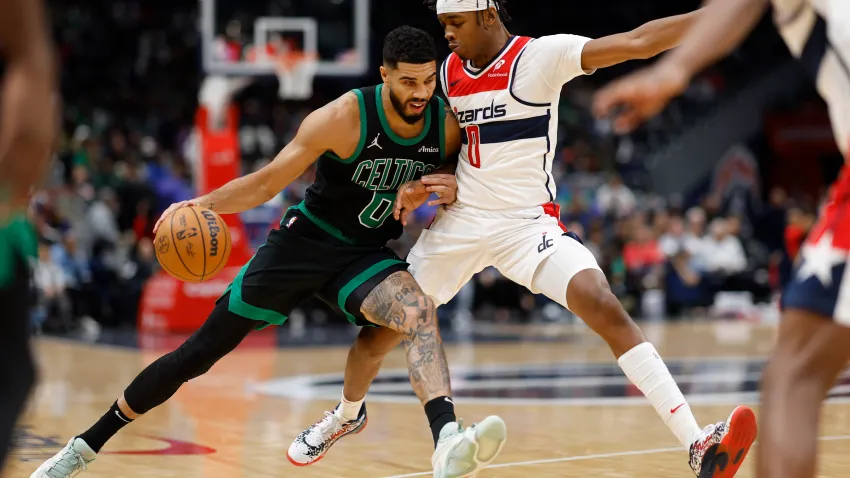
[
  {"x1": 281, "y1": 204, "x2": 359, "y2": 247},
  {"x1": 449, "y1": 203, "x2": 544, "y2": 219}
]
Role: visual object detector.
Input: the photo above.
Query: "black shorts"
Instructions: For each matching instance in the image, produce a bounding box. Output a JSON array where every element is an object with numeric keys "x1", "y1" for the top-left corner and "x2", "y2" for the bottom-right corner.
[{"x1": 217, "y1": 207, "x2": 408, "y2": 328}]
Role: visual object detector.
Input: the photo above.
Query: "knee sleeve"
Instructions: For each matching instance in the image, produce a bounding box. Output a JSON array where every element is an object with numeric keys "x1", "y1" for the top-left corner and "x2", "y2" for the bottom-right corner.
[
  {"x1": 124, "y1": 298, "x2": 254, "y2": 414},
  {"x1": 531, "y1": 235, "x2": 602, "y2": 310}
]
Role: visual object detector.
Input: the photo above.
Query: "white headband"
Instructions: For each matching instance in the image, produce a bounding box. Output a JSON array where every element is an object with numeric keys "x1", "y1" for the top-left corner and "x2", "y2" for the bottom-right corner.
[{"x1": 436, "y1": 0, "x2": 498, "y2": 14}]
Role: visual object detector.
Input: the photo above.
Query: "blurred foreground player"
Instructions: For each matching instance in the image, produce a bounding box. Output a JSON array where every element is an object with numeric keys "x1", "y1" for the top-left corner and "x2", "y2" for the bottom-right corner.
[
  {"x1": 0, "y1": 0, "x2": 58, "y2": 472},
  {"x1": 31, "y1": 27, "x2": 506, "y2": 478},
  {"x1": 294, "y1": 1, "x2": 757, "y2": 476},
  {"x1": 594, "y1": 0, "x2": 850, "y2": 477}
]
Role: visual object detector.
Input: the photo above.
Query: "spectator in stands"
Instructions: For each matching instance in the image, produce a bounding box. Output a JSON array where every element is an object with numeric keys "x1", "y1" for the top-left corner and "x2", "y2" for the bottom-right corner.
[
  {"x1": 115, "y1": 162, "x2": 156, "y2": 231},
  {"x1": 703, "y1": 218, "x2": 747, "y2": 276},
  {"x1": 785, "y1": 205, "x2": 816, "y2": 264},
  {"x1": 33, "y1": 242, "x2": 73, "y2": 333},
  {"x1": 622, "y1": 224, "x2": 664, "y2": 312},
  {"x1": 596, "y1": 174, "x2": 636, "y2": 218},
  {"x1": 683, "y1": 207, "x2": 708, "y2": 268},
  {"x1": 51, "y1": 231, "x2": 93, "y2": 322},
  {"x1": 132, "y1": 199, "x2": 156, "y2": 242},
  {"x1": 659, "y1": 216, "x2": 686, "y2": 258},
  {"x1": 665, "y1": 245, "x2": 712, "y2": 317},
  {"x1": 150, "y1": 157, "x2": 193, "y2": 215},
  {"x1": 623, "y1": 224, "x2": 664, "y2": 273},
  {"x1": 87, "y1": 188, "x2": 121, "y2": 246},
  {"x1": 114, "y1": 239, "x2": 158, "y2": 326}
]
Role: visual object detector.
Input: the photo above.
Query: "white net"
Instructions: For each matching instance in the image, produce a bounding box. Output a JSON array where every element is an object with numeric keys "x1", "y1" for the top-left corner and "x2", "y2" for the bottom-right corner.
[{"x1": 275, "y1": 51, "x2": 317, "y2": 101}]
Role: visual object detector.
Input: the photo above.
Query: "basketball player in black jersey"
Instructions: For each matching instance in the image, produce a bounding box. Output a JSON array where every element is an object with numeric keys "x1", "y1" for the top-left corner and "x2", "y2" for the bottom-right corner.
[
  {"x1": 31, "y1": 26, "x2": 507, "y2": 478},
  {"x1": 0, "y1": 0, "x2": 58, "y2": 473}
]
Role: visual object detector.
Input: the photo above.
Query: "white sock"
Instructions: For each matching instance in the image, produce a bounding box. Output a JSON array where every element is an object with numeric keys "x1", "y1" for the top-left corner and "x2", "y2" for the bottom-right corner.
[
  {"x1": 618, "y1": 342, "x2": 702, "y2": 449},
  {"x1": 335, "y1": 392, "x2": 364, "y2": 422}
]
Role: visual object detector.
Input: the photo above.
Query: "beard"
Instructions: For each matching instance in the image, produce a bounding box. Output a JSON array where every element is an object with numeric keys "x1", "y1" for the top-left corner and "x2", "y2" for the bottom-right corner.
[{"x1": 389, "y1": 87, "x2": 428, "y2": 125}]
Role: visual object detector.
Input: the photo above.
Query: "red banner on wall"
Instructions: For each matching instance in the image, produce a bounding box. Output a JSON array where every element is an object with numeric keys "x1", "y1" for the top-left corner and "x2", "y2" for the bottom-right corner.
[{"x1": 138, "y1": 105, "x2": 254, "y2": 333}]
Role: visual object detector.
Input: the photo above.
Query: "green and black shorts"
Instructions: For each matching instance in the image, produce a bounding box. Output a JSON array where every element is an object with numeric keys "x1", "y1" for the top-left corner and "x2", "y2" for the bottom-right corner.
[{"x1": 218, "y1": 205, "x2": 408, "y2": 328}]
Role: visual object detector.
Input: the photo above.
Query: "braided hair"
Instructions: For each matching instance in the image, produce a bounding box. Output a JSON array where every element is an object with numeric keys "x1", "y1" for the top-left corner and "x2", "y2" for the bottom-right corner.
[{"x1": 423, "y1": 0, "x2": 512, "y2": 23}]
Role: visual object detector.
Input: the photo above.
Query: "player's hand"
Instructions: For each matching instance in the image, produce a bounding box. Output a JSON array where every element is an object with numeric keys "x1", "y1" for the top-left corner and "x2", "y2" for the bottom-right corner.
[
  {"x1": 420, "y1": 174, "x2": 458, "y2": 207},
  {"x1": 393, "y1": 180, "x2": 429, "y2": 227},
  {"x1": 153, "y1": 199, "x2": 199, "y2": 234},
  {"x1": 592, "y1": 62, "x2": 691, "y2": 134}
]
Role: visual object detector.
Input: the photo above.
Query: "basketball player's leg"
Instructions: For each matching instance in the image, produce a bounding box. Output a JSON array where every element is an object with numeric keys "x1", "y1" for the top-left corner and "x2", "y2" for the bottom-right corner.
[
  {"x1": 287, "y1": 325, "x2": 403, "y2": 467},
  {"x1": 0, "y1": 255, "x2": 36, "y2": 472},
  {"x1": 762, "y1": 193, "x2": 850, "y2": 478},
  {"x1": 757, "y1": 308, "x2": 850, "y2": 478},
  {"x1": 29, "y1": 297, "x2": 258, "y2": 478},
  {"x1": 359, "y1": 271, "x2": 506, "y2": 476},
  {"x1": 342, "y1": 326, "x2": 403, "y2": 410},
  {"x1": 288, "y1": 253, "x2": 409, "y2": 466},
  {"x1": 32, "y1": 231, "x2": 320, "y2": 477},
  {"x1": 289, "y1": 216, "x2": 490, "y2": 471},
  {"x1": 509, "y1": 229, "x2": 755, "y2": 477}
]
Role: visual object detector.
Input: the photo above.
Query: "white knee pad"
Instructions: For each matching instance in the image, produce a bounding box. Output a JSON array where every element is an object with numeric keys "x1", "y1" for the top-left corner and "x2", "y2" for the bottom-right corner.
[{"x1": 530, "y1": 235, "x2": 602, "y2": 310}]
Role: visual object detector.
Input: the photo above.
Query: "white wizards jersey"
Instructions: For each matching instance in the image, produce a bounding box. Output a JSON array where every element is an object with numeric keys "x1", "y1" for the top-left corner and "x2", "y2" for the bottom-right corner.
[
  {"x1": 441, "y1": 35, "x2": 593, "y2": 211},
  {"x1": 771, "y1": 0, "x2": 850, "y2": 154}
]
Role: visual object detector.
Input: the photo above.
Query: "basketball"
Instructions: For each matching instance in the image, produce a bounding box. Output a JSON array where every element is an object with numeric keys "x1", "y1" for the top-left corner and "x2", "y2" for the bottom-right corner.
[{"x1": 154, "y1": 206, "x2": 232, "y2": 282}]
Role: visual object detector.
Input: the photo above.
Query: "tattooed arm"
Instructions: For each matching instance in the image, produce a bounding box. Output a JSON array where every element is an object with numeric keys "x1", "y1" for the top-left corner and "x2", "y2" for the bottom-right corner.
[{"x1": 360, "y1": 271, "x2": 452, "y2": 401}]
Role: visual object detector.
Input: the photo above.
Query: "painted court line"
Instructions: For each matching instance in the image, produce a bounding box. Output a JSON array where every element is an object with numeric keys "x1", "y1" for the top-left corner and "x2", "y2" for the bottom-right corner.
[{"x1": 380, "y1": 434, "x2": 850, "y2": 478}]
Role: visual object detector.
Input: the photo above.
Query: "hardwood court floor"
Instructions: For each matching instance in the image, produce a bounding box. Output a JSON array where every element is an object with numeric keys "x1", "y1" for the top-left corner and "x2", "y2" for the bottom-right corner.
[{"x1": 7, "y1": 321, "x2": 850, "y2": 477}]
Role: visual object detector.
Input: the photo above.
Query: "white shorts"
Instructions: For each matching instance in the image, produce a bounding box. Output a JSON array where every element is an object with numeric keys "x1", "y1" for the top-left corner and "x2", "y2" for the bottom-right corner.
[{"x1": 407, "y1": 205, "x2": 602, "y2": 309}]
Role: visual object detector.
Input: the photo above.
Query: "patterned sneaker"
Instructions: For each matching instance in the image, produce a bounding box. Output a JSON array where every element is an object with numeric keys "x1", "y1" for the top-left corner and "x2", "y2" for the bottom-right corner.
[
  {"x1": 431, "y1": 416, "x2": 507, "y2": 478},
  {"x1": 287, "y1": 402, "x2": 368, "y2": 466},
  {"x1": 30, "y1": 437, "x2": 97, "y2": 478},
  {"x1": 688, "y1": 406, "x2": 758, "y2": 478}
]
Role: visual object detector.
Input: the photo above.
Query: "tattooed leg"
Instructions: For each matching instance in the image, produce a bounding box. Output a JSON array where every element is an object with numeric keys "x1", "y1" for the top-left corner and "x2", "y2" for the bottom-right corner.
[
  {"x1": 361, "y1": 271, "x2": 456, "y2": 445},
  {"x1": 361, "y1": 271, "x2": 452, "y2": 402}
]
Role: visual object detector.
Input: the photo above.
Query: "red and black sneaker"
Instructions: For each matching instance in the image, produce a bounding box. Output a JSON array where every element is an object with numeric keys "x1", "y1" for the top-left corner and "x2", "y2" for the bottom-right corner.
[{"x1": 688, "y1": 406, "x2": 758, "y2": 478}]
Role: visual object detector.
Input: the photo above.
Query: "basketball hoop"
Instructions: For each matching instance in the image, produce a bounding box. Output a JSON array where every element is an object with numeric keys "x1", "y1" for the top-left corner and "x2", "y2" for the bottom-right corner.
[{"x1": 275, "y1": 51, "x2": 317, "y2": 101}]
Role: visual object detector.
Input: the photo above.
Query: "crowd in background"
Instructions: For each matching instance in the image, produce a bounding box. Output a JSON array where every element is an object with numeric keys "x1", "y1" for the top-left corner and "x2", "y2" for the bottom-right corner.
[{"x1": 29, "y1": 0, "x2": 829, "y2": 335}]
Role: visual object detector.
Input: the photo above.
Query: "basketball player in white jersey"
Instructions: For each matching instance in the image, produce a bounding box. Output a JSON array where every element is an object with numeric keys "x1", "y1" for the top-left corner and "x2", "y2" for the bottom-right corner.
[
  {"x1": 291, "y1": 1, "x2": 757, "y2": 477},
  {"x1": 594, "y1": 1, "x2": 850, "y2": 477}
]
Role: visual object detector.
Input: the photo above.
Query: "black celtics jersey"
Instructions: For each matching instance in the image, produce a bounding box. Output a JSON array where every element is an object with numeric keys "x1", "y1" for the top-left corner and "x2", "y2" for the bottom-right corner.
[{"x1": 300, "y1": 84, "x2": 447, "y2": 246}]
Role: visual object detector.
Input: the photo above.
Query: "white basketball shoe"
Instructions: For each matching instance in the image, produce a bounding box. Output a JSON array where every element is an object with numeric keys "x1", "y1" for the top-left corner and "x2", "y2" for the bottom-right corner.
[
  {"x1": 431, "y1": 416, "x2": 507, "y2": 478},
  {"x1": 30, "y1": 437, "x2": 96, "y2": 477}
]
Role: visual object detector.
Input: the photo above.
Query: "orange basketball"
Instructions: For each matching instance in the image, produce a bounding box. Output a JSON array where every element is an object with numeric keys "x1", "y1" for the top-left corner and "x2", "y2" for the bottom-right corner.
[{"x1": 154, "y1": 206, "x2": 232, "y2": 282}]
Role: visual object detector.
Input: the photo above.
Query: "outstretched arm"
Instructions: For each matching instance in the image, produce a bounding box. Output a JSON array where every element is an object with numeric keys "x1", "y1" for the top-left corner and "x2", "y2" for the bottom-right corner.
[
  {"x1": 0, "y1": 0, "x2": 58, "y2": 215},
  {"x1": 154, "y1": 93, "x2": 360, "y2": 232},
  {"x1": 653, "y1": 0, "x2": 769, "y2": 83},
  {"x1": 592, "y1": 0, "x2": 769, "y2": 132},
  {"x1": 580, "y1": 10, "x2": 702, "y2": 71}
]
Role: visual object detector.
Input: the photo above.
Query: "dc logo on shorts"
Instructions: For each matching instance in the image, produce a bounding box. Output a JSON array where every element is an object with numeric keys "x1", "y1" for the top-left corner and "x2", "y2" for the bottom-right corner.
[{"x1": 538, "y1": 233, "x2": 554, "y2": 253}]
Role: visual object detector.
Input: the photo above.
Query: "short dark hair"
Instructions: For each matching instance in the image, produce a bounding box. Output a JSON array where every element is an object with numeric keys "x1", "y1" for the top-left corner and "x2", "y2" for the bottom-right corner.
[
  {"x1": 382, "y1": 26, "x2": 437, "y2": 68},
  {"x1": 423, "y1": 0, "x2": 511, "y2": 22}
]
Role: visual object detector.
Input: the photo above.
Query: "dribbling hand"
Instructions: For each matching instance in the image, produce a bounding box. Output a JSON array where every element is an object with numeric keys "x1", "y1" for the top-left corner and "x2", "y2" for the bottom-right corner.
[
  {"x1": 392, "y1": 174, "x2": 458, "y2": 227},
  {"x1": 153, "y1": 199, "x2": 199, "y2": 235},
  {"x1": 421, "y1": 174, "x2": 458, "y2": 207}
]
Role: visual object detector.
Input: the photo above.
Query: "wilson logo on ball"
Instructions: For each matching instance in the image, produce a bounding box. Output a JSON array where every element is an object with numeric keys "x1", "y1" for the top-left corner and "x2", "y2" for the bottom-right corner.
[{"x1": 201, "y1": 210, "x2": 221, "y2": 257}]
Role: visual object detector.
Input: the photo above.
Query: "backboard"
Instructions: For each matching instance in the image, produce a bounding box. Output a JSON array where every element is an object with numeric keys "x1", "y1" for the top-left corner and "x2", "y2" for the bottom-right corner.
[{"x1": 199, "y1": 0, "x2": 370, "y2": 78}]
